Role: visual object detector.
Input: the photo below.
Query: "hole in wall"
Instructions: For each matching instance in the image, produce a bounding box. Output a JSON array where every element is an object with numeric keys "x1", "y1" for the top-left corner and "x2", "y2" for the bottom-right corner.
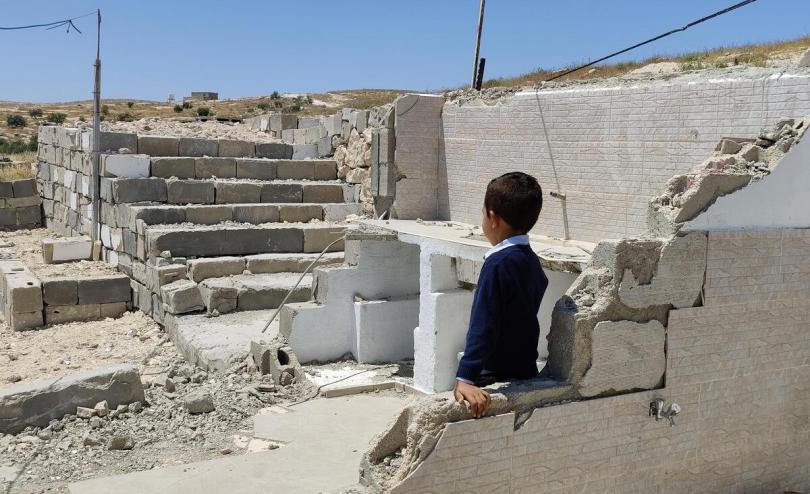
[{"x1": 277, "y1": 348, "x2": 290, "y2": 366}]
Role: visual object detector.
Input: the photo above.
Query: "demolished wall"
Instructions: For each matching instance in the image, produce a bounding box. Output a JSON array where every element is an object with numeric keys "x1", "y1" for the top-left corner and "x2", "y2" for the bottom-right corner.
[{"x1": 441, "y1": 72, "x2": 810, "y2": 242}]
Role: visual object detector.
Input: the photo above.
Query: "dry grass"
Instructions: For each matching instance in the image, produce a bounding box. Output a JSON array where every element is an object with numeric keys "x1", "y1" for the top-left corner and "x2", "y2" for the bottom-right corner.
[
  {"x1": 482, "y1": 36, "x2": 810, "y2": 89},
  {"x1": 0, "y1": 162, "x2": 35, "y2": 181}
]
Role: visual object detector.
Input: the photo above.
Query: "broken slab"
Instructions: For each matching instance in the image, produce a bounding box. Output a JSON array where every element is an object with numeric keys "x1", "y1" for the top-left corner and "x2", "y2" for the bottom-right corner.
[
  {"x1": 187, "y1": 256, "x2": 245, "y2": 283},
  {"x1": 0, "y1": 364, "x2": 144, "y2": 433},
  {"x1": 160, "y1": 279, "x2": 204, "y2": 315}
]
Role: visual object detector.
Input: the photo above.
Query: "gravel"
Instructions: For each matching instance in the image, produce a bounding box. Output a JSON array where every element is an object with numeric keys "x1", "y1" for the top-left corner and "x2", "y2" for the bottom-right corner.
[{"x1": 100, "y1": 118, "x2": 282, "y2": 143}]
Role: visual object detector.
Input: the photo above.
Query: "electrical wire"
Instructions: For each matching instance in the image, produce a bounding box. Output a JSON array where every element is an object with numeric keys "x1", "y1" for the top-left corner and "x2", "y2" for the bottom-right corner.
[
  {"x1": 0, "y1": 10, "x2": 97, "y2": 33},
  {"x1": 287, "y1": 365, "x2": 399, "y2": 407},
  {"x1": 544, "y1": 0, "x2": 759, "y2": 82}
]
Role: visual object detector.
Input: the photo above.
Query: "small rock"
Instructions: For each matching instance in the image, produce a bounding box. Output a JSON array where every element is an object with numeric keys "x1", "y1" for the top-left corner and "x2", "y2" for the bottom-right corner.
[
  {"x1": 183, "y1": 391, "x2": 216, "y2": 414},
  {"x1": 36, "y1": 429, "x2": 52, "y2": 441},
  {"x1": 108, "y1": 435, "x2": 134, "y2": 451},
  {"x1": 76, "y1": 407, "x2": 96, "y2": 419},
  {"x1": 220, "y1": 448, "x2": 232, "y2": 455},
  {"x1": 159, "y1": 250, "x2": 172, "y2": 258},
  {"x1": 279, "y1": 370, "x2": 295, "y2": 387},
  {"x1": 129, "y1": 401, "x2": 143, "y2": 413},
  {"x1": 83, "y1": 433, "x2": 102, "y2": 447},
  {"x1": 8, "y1": 353, "x2": 18, "y2": 361},
  {"x1": 94, "y1": 400, "x2": 109, "y2": 417},
  {"x1": 164, "y1": 377, "x2": 176, "y2": 393},
  {"x1": 718, "y1": 138, "x2": 741, "y2": 154},
  {"x1": 6, "y1": 375, "x2": 21, "y2": 383},
  {"x1": 89, "y1": 417, "x2": 103, "y2": 429}
]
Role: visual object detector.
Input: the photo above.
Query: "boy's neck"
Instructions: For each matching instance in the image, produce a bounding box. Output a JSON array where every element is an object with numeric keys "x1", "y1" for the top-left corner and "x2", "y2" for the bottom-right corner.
[{"x1": 490, "y1": 230, "x2": 525, "y2": 246}]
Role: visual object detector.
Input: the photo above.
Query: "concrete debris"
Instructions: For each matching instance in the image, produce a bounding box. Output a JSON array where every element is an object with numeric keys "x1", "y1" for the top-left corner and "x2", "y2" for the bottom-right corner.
[{"x1": 183, "y1": 390, "x2": 216, "y2": 414}]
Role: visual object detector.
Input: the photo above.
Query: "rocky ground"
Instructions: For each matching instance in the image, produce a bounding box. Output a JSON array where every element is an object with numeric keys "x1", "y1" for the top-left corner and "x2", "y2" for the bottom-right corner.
[{"x1": 100, "y1": 118, "x2": 281, "y2": 143}]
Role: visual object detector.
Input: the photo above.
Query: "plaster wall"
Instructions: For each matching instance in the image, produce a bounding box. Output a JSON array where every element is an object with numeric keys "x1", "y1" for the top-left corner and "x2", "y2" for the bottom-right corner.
[
  {"x1": 388, "y1": 229, "x2": 810, "y2": 493},
  {"x1": 441, "y1": 73, "x2": 810, "y2": 242}
]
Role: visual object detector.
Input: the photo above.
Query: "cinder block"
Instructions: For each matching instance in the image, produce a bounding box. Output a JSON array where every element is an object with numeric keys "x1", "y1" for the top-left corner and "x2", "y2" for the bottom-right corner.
[
  {"x1": 184, "y1": 205, "x2": 232, "y2": 225},
  {"x1": 82, "y1": 131, "x2": 138, "y2": 153},
  {"x1": 0, "y1": 183, "x2": 13, "y2": 198},
  {"x1": 9, "y1": 310, "x2": 43, "y2": 331},
  {"x1": 110, "y1": 178, "x2": 167, "y2": 203},
  {"x1": 151, "y1": 157, "x2": 196, "y2": 179},
  {"x1": 297, "y1": 117, "x2": 320, "y2": 129},
  {"x1": 5, "y1": 272, "x2": 43, "y2": 313},
  {"x1": 100, "y1": 302, "x2": 127, "y2": 318},
  {"x1": 198, "y1": 278, "x2": 238, "y2": 315},
  {"x1": 101, "y1": 154, "x2": 150, "y2": 178},
  {"x1": 218, "y1": 139, "x2": 256, "y2": 158},
  {"x1": 195, "y1": 158, "x2": 236, "y2": 178},
  {"x1": 138, "y1": 136, "x2": 179, "y2": 156},
  {"x1": 269, "y1": 114, "x2": 298, "y2": 133},
  {"x1": 179, "y1": 137, "x2": 218, "y2": 157},
  {"x1": 11, "y1": 179, "x2": 36, "y2": 198},
  {"x1": 232, "y1": 204, "x2": 280, "y2": 224},
  {"x1": 41, "y1": 238, "x2": 93, "y2": 263},
  {"x1": 160, "y1": 279, "x2": 204, "y2": 314},
  {"x1": 0, "y1": 209, "x2": 16, "y2": 226},
  {"x1": 167, "y1": 179, "x2": 215, "y2": 204},
  {"x1": 260, "y1": 183, "x2": 303, "y2": 203},
  {"x1": 256, "y1": 142, "x2": 293, "y2": 159},
  {"x1": 236, "y1": 159, "x2": 277, "y2": 180},
  {"x1": 317, "y1": 136, "x2": 332, "y2": 158},
  {"x1": 5, "y1": 196, "x2": 41, "y2": 208},
  {"x1": 146, "y1": 263, "x2": 187, "y2": 292},
  {"x1": 215, "y1": 182, "x2": 262, "y2": 204},
  {"x1": 303, "y1": 227, "x2": 345, "y2": 253},
  {"x1": 16, "y1": 207, "x2": 41, "y2": 226},
  {"x1": 279, "y1": 204, "x2": 323, "y2": 223},
  {"x1": 303, "y1": 184, "x2": 344, "y2": 203},
  {"x1": 77, "y1": 275, "x2": 131, "y2": 304},
  {"x1": 187, "y1": 257, "x2": 245, "y2": 283},
  {"x1": 45, "y1": 304, "x2": 101, "y2": 325},
  {"x1": 277, "y1": 161, "x2": 315, "y2": 180},
  {"x1": 292, "y1": 144, "x2": 318, "y2": 160}
]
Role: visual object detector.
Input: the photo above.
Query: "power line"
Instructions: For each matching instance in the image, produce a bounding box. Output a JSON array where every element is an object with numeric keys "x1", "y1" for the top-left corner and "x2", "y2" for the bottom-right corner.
[
  {"x1": 544, "y1": 0, "x2": 759, "y2": 83},
  {"x1": 0, "y1": 10, "x2": 97, "y2": 33}
]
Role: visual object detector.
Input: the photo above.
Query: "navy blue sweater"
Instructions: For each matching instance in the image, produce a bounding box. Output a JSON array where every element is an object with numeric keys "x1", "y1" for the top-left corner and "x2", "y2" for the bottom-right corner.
[{"x1": 456, "y1": 244, "x2": 548, "y2": 382}]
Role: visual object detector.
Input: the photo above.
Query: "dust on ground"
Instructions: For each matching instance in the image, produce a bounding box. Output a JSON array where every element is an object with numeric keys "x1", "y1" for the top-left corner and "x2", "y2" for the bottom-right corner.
[
  {"x1": 101, "y1": 118, "x2": 281, "y2": 143},
  {"x1": 0, "y1": 229, "x2": 118, "y2": 279}
]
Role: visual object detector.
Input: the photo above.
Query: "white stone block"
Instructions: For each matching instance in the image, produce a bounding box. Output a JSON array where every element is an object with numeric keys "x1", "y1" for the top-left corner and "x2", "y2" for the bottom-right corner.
[
  {"x1": 101, "y1": 154, "x2": 150, "y2": 178},
  {"x1": 42, "y1": 238, "x2": 93, "y2": 263},
  {"x1": 353, "y1": 297, "x2": 419, "y2": 363}
]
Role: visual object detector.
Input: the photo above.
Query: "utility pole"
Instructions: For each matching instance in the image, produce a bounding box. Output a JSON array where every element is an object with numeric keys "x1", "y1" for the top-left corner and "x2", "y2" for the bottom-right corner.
[
  {"x1": 91, "y1": 9, "x2": 101, "y2": 242},
  {"x1": 471, "y1": 0, "x2": 486, "y2": 89}
]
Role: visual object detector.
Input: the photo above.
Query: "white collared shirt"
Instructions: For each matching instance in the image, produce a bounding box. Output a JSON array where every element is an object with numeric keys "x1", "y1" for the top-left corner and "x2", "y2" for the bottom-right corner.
[{"x1": 484, "y1": 234, "x2": 530, "y2": 259}]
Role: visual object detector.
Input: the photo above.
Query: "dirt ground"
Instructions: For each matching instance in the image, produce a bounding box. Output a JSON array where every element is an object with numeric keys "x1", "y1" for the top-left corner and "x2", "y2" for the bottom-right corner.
[{"x1": 0, "y1": 229, "x2": 118, "y2": 280}]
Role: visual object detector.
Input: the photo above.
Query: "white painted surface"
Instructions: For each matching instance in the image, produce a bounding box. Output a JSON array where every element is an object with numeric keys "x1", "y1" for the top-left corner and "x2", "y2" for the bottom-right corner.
[
  {"x1": 353, "y1": 297, "x2": 419, "y2": 363},
  {"x1": 101, "y1": 154, "x2": 150, "y2": 178},
  {"x1": 684, "y1": 133, "x2": 810, "y2": 231},
  {"x1": 49, "y1": 239, "x2": 93, "y2": 262},
  {"x1": 538, "y1": 270, "x2": 578, "y2": 358}
]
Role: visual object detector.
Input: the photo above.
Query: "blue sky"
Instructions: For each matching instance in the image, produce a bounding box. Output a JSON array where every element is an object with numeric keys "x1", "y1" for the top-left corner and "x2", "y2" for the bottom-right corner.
[{"x1": 2, "y1": 0, "x2": 808, "y2": 102}]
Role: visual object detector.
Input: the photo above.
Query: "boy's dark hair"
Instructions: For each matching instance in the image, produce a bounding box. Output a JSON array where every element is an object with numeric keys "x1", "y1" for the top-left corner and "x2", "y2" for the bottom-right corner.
[{"x1": 484, "y1": 172, "x2": 543, "y2": 233}]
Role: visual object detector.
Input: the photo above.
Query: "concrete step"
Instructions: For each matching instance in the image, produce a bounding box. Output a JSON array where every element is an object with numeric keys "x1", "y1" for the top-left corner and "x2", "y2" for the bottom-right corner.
[
  {"x1": 199, "y1": 272, "x2": 313, "y2": 314},
  {"x1": 149, "y1": 157, "x2": 337, "y2": 181},
  {"x1": 123, "y1": 202, "x2": 361, "y2": 227},
  {"x1": 143, "y1": 222, "x2": 347, "y2": 259},
  {"x1": 101, "y1": 177, "x2": 352, "y2": 205}
]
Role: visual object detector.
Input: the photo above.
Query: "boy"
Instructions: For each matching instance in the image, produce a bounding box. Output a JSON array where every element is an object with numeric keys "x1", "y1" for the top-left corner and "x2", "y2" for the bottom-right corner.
[{"x1": 453, "y1": 172, "x2": 548, "y2": 418}]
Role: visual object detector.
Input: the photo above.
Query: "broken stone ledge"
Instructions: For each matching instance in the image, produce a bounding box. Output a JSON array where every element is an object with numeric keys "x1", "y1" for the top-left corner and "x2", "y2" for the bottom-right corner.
[{"x1": 0, "y1": 364, "x2": 144, "y2": 434}]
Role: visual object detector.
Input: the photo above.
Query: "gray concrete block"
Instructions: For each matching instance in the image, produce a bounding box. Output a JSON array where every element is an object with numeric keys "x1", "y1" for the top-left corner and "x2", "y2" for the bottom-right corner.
[
  {"x1": 279, "y1": 204, "x2": 323, "y2": 223},
  {"x1": 42, "y1": 278, "x2": 79, "y2": 306},
  {"x1": 0, "y1": 182, "x2": 13, "y2": 198},
  {"x1": 167, "y1": 179, "x2": 215, "y2": 204},
  {"x1": 111, "y1": 178, "x2": 168, "y2": 203},
  {"x1": 256, "y1": 142, "x2": 293, "y2": 160},
  {"x1": 260, "y1": 183, "x2": 303, "y2": 203},
  {"x1": 184, "y1": 205, "x2": 232, "y2": 225},
  {"x1": 146, "y1": 263, "x2": 188, "y2": 292},
  {"x1": 77, "y1": 275, "x2": 131, "y2": 304},
  {"x1": 318, "y1": 137, "x2": 333, "y2": 158},
  {"x1": 179, "y1": 137, "x2": 218, "y2": 157},
  {"x1": 0, "y1": 364, "x2": 144, "y2": 433},
  {"x1": 5, "y1": 273, "x2": 43, "y2": 313},
  {"x1": 147, "y1": 226, "x2": 304, "y2": 257},
  {"x1": 198, "y1": 278, "x2": 238, "y2": 314},
  {"x1": 215, "y1": 182, "x2": 262, "y2": 204},
  {"x1": 161, "y1": 279, "x2": 204, "y2": 314},
  {"x1": 0, "y1": 209, "x2": 16, "y2": 226},
  {"x1": 236, "y1": 273, "x2": 312, "y2": 310},
  {"x1": 281, "y1": 129, "x2": 295, "y2": 144},
  {"x1": 138, "y1": 136, "x2": 179, "y2": 156},
  {"x1": 16, "y1": 206, "x2": 42, "y2": 226},
  {"x1": 322, "y1": 203, "x2": 362, "y2": 222},
  {"x1": 12, "y1": 179, "x2": 36, "y2": 197},
  {"x1": 187, "y1": 257, "x2": 245, "y2": 283},
  {"x1": 276, "y1": 161, "x2": 315, "y2": 180},
  {"x1": 303, "y1": 184, "x2": 344, "y2": 203},
  {"x1": 218, "y1": 139, "x2": 256, "y2": 158},
  {"x1": 270, "y1": 114, "x2": 298, "y2": 133},
  {"x1": 232, "y1": 204, "x2": 280, "y2": 224},
  {"x1": 303, "y1": 227, "x2": 345, "y2": 253},
  {"x1": 151, "y1": 158, "x2": 196, "y2": 179},
  {"x1": 292, "y1": 144, "x2": 318, "y2": 160},
  {"x1": 8, "y1": 311, "x2": 43, "y2": 331},
  {"x1": 100, "y1": 301, "x2": 127, "y2": 318},
  {"x1": 297, "y1": 117, "x2": 320, "y2": 129},
  {"x1": 130, "y1": 206, "x2": 186, "y2": 227},
  {"x1": 95, "y1": 132, "x2": 139, "y2": 153},
  {"x1": 45, "y1": 304, "x2": 102, "y2": 325},
  {"x1": 245, "y1": 252, "x2": 343, "y2": 274},
  {"x1": 195, "y1": 158, "x2": 236, "y2": 178},
  {"x1": 236, "y1": 159, "x2": 277, "y2": 180}
]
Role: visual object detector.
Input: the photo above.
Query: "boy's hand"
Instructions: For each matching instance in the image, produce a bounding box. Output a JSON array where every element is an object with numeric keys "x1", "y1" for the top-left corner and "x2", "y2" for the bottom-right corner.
[{"x1": 453, "y1": 380, "x2": 491, "y2": 418}]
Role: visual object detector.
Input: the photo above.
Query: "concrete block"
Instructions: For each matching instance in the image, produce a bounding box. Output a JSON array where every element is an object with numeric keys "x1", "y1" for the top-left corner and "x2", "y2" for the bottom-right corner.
[
  {"x1": 187, "y1": 257, "x2": 245, "y2": 283},
  {"x1": 147, "y1": 226, "x2": 303, "y2": 257},
  {"x1": 130, "y1": 205, "x2": 186, "y2": 227},
  {"x1": 0, "y1": 364, "x2": 144, "y2": 433},
  {"x1": 41, "y1": 238, "x2": 93, "y2": 263},
  {"x1": 151, "y1": 157, "x2": 196, "y2": 179},
  {"x1": 198, "y1": 277, "x2": 238, "y2": 314},
  {"x1": 276, "y1": 160, "x2": 315, "y2": 180},
  {"x1": 8, "y1": 311, "x2": 43, "y2": 331},
  {"x1": 147, "y1": 264, "x2": 188, "y2": 292},
  {"x1": 270, "y1": 114, "x2": 298, "y2": 133},
  {"x1": 161, "y1": 279, "x2": 204, "y2": 314},
  {"x1": 323, "y1": 114, "x2": 342, "y2": 135},
  {"x1": 260, "y1": 183, "x2": 303, "y2": 203},
  {"x1": 281, "y1": 129, "x2": 295, "y2": 144},
  {"x1": 11, "y1": 179, "x2": 36, "y2": 198},
  {"x1": 245, "y1": 252, "x2": 343, "y2": 274},
  {"x1": 110, "y1": 178, "x2": 168, "y2": 203},
  {"x1": 303, "y1": 184, "x2": 344, "y2": 203},
  {"x1": 77, "y1": 275, "x2": 131, "y2": 304},
  {"x1": 579, "y1": 320, "x2": 666, "y2": 397},
  {"x1": 232, "y1": 204, "x2": 280, "y2": 224},
  {"x1": 101, "y1": 154, "x2": 150, "y2": 178},
  {"x1": 218, "y1": 139, "x2": 256, "y2": 158},
  {"x1": 303, "y1": 226, "x2": 345, "y2": 253},
  {"x1": 256, "y1": 143, "x2": 293, "y2": 160},
  {"x1": 45, "y1": 304, "x2": 102, "y2": 325},
  {"x1": 179, "y1": 137, "x2": 218, "y2": 157},
  {"x1": 100, "y1": 301, "x2": 127, "y2": 318},
  {"x1": 82, "y1": 131, "x2": 138, "y2": 153},
  {"x1": 16, "y1": 206, "x2": 41, "y2": 226},
  {"x1": 0, "y1": 182, "x2": 13, "y2": 198},
  {"x1": 250, "y1": 339, "x2": 303, "y2": 384},
  {"x1": 215, "y1": 182, "x2": 262, "y2": 204},
  {"x1": 42, "y1": 278, "x2": 79, "y2": 306},
  {"x1": 314, "y1": 161, "x2": 337, "y2": 180},
  {"x1": 279, "y1": 204, "x2": 323, "y2": 223},
  {"x1": 236, "y1": 159, "x2": 277, "y2": 180},
  {"x1": 5, "y1": 273, "x2": 43, "y2": 313},
  {"x1": 318, "y1": 136, "x2": 332, "y2": 158},
  {"x1": 292, "y1": 144, "x2": 318, "y2": 160},
  {"x1": 184, "y1": 205, "x2": 232, "y2": 225},
  {"x1": 236, "y1": 273, "x2": 312, "y2": 310},
  {"x1": 167, "y1": 179, "x2": 215, "y2": 204},
  {"x1": 195, "y1": 158, "x2": 236, "y2": 178},
  {"x1": 354, "y1": 297, "x2": 418, "y2": 363},
  {"x1": 0, "y1": 209, "x2": 16, "y2": 226},
  {"x1": 323, "y1": 203, "x2": 362, "y2": 222},
  {"x1": 138, "y1": 135, "x2": 179, "y2": 156},
  {"x1": 297, "y1": 117, "x2": 320, "y2": 129}
]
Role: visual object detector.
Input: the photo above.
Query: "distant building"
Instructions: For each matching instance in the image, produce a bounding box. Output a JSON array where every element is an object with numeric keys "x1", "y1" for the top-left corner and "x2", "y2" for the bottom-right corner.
[{"x1": 185, "y1": 92, "x2": 219, "y2": 102}]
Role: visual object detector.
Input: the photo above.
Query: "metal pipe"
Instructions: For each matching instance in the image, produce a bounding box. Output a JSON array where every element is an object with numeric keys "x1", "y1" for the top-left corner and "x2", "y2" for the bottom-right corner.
[
  {"x1": 90, "y1": 10, "x2": 101, "y2": 242},
  {"x1": 471, "y1": 0, "x2": 486, "y2": 89}
]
